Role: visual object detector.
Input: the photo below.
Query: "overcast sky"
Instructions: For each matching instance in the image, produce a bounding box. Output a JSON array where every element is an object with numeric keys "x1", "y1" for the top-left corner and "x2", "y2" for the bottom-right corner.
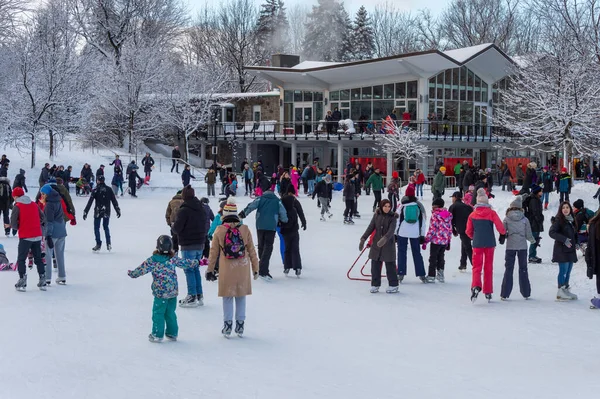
[{"x1": 186, "y1": 0, "x2": 448, "y2": 17}]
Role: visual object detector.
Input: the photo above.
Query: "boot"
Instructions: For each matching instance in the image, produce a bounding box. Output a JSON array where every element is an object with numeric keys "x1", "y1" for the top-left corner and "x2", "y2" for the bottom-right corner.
[
  {"x1": 564, "y1": 285, "x2": 578, "y2": 300},
  {"x1": 235, "y1": 320, "x2": 245, "y2": 337},
  {"x1": 556, "y1": 286, "x2": 571, "y2": 301},
  {"x1": 436, "y1": 269, "x2": 445, "y2": 283},
  {"x1": 92, "y1": 243, "x2": 101, "y2": 252},
  {"x1": 544, "y1": 203, "x2": 548, "y2": 210},
  {"x1": 37, "y1": 274, "x2": 47, "y2": 291},
  {"x1": 222, "y1": 320, "x2": 233, "y2": 337},
  {"x1": 15, "y1": 275, "x2": 27, "y2": 292}
]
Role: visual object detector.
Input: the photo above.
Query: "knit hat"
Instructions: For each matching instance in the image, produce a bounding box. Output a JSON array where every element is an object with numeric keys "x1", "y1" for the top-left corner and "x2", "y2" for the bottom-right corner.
[
  {"x1": 543, "y1": 166, "x2": 548, "y2": 170},
  {"x1": 561, "y1": 167, "x2": 567, "y2": 173},
  {"x1": 392, "y1": 171, "x2": 399, "y2": 179},
  {"x1": 97, "y1": 175, "x2": 105, "y2": 183},
  {"x1": 48, "y1": 177, "x2": 57, "y2": 184},
  {"x1": 182, "y1": 185, "x2": 195, "y2": 200},
  {"x1": 12, "y1": 187, "x2": 24, "y2": 198},
  {"x1": 439, "y1": 166, "x2": 446, "y2": 173},
  {"x1": 476, "y1": 188, "x2": 489, "y2": 204},
  {"x1": 40, "y1": 184, "x2": 53, "y2": 195},
  {"x1": 56, "y1": 177, "x2": 63, "y2": 185},
  {"x1": 405, "y1": 184, "x2": 416, "y2": 197},
  {"x1": 573, "y1": 199, "x2": 584, "y2": 210},
  {"x1": 222, "y1": 197, "x2": 238, "y2": 218},
  {"x1": 432, "y1": 198, "x2": 445, "y2": 208},
  {"x1": 531, "y1": 184, "x2": 542, "y2": 194},
  {"x1": 510, "y1": 195, "x2": 523, "y2": 209}
]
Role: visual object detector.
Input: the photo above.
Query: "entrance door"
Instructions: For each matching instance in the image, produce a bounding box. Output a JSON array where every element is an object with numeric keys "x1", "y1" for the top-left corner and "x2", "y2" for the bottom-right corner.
[
  {"x1": 294, "y1": 103, "x2": 312, "y2": 134},
  {"x1": 474, "y1": 104, "x2": 487, "y2": 138}
]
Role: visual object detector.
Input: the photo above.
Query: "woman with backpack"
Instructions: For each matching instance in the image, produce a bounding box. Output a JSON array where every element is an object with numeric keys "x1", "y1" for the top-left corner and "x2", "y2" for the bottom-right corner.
[
  {"x1": 395, "y1": 184, "x2": 428, "y2": 283},
  {"x1": 206, "y1": 197, "x2": 259, "y2": 338}
]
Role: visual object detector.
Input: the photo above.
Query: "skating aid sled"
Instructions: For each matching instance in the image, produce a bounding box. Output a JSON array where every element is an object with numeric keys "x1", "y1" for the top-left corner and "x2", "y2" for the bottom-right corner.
[{"x1": 347, "y1": 232, "x2": 387, "y2": 281}]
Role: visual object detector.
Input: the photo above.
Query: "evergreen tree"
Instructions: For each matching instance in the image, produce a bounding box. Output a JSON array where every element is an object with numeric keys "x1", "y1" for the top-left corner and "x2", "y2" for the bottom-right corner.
[
  {"x1": 351, "y1": 6, "x2": 375, "y2": 60},
  {"x1": 256, "y1": 0, "x2": 290, "y2": 57},
  {"x1": 302, "y1": 0, "x2": 353, "y2": 62}
]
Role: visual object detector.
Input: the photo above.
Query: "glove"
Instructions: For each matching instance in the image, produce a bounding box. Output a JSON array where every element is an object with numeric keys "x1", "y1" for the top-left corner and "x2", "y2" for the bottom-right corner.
[
  {"x1": 83, "y1": 212, "x2": 88, "y2": 221},
  {"x1": 238, "y1": 210, "x2": 246, "y2": 219},
  {"x1": 116, "y1": 208, "x2": 121, "y2": 218},
  {"x1": 301, "y1": 223, "x2": 306, "y2": 231},
  {"x1": 359, "y1": 239, "x2": 365, "y2": 251},
  {"x1": 594, "y1": 195, "x2": 598, "y2": 199},
  {"x1": 564, "y1": 238, "x2": 572, "y2": 248},
  {"x1": 377, "y1": 237, "x2": 387, "y2": 248},
  {"x1": 46, "y1": 236, "x2": 54, "y2": 249},
  {"x1": 421, "y1": 243, "x2": 427, "y2": 250},
  {"x1": 452, "y1": 227, "x2": 458, "y2": 237},
  {"x1": 205, "y1": 271, "x2": 217, "y2": 282},
  {"x1": 498, "y1": 234, "x2": 506, "y2": 245},
  {"x1": 419, "y1": 236, "x2": 425, "y2": 245},
  {"x1": 535, "y1": 236, "x2": 541, "y2": 248},
  {"x1": 253, "y1": 271, "x2": 259, "y2": 280},
  {"x1": 70, "y1": 217, "x2": 77, "y2": 226}
]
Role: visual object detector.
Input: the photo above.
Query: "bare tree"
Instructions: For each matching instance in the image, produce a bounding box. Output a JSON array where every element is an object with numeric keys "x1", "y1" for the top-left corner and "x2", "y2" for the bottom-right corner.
[
  {"x1": 372, "y1": 2, "x2": 422, "y2": 56},
  {"x1": 0, "y1": 0, "x2": 28, "y2": 46},
  {"x1": 287, "y1": 3, "x2": 308, "y2": 55}
]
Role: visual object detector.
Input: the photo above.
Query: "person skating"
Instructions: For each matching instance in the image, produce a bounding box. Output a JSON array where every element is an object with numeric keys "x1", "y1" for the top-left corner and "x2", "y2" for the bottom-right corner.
[
  {"x1": 415, "y1": 169, "x2": 425, "y2": 199},
  {"x1": 0, "y1": 161, "x2": 8, "y2": 178},
  {"x1": 243, "y1": 164, "x2": 254, "y2": 196},
  {"x1": 585, "y1": 212, "x2": 600, "y2": 308},
  {"x1": 111, "y1": 166, "x2": 125, "y2": 196},
  {"x1": 171, "y1": 185, "x2": 207, "y2": 307},
  {"x1": 557, "y1": 167, "x2": 572, "y2": 203},
  {"x1": 423, "y1": 198, "x2": 453, "y2": 283},
  {"x1": 165, "y1": 190, "x2": 183, "y2": 255},
  {"x1": 500, "y1": 196, "x2": 535, "y2": 300},
  {"x1": 13, "y1": 168, "x2": 27, "y2": 193},
  {"x1": 541, "y1": 166, "x2": 554, "y2": 209},
  {"x1": 181, "y1": 164, "x2": 195, "y2": 188},
  {"x1": 343, "y1": 175, "x2": 357, "y2": 224},
  {"x1": 238, "y1": 186, "x2": 288, "y2": 281},
  {"x1": 39, "y1": 163, "x2": 50, "y2": 187},
  {"x1": 523, "y1": 184, "x2": 544, "y2": 263},
  {"x1": 360, "y1": 199, "x2": 400, "y2": 293},
  {"x1": 466, "y1": 188, "x2": 506, "y2": 302},
  {"x1": 128, "y1": 235, "x2": 199, "y2": 343},
  {"x1": 206, "y1": 198, "x2": 259, "y2": 338},
  {"x1": 279, "y1": 171, "x2": 291, "y2": 197},
  {"x1": 200, "y1": 197, "x2": 214, "y2": 260},
  {"x1": 501, "y1": 165, "x2": 513, "y2": 191},
  {"x1": 109, "y1": 155, "x2": 122, "y2": 173},
  {"x1": 549, "y1": 202, "x2": 579, "y2": 300},
  {"x1": 280, "y1": 185, "x2": 306, "y2": 277},
  {"x1": 141, "y1": 153, "x2": 155, "y2": 182},
  {"x1": 0, "y1": 177, "x2": 13, "y2": 236},
  {"x1": 516, "y1": 163, "x2": 525, "y2": 187},
  {"x1": 39, "y1": 184, "x2": 68, "y2": 285},
  {"x1": 127, "y1": 161, "x2": 143, "y2": 197},
  {"x1": 312, "y1": 174, "x2": 333, "y2": 221},
  {"x1": 81, "y1": 164, "x2": 94, "y2": 189},
  {"x1": 387, "y1": 171, "x2": 400, "y2": 211},
  {"x1": 448, "y1": 191, "x2": 473, "y2": 272},
  {"x1": 432, "y1": 166, "x2": 446, "y2": 200},
  {"x1": 83, "y1": 175, "x2": 121, "y2": 252},
  {"x1": 10, "y1": 187, "x2": 47, "y2": 292},
  {"x1": 519, "y1": 162, "x2": 536, "y2": 194},
  {"x1": 96, "y1": 164, "x2": 105, "y2": 183},
  {"x1": 204, "y1": 168, "x2": 216, "y2": 196},
  {"x1": 395, "y1": 184, "x2": 428, "y2": 283},
  {"x1": 365, "y1": 168, "x2": 384, "y2": 212},
  {"x1": 171, "y1": 146, "x2": 181, "y2": 173},
  {"x1": 462, "y1": 165, "x2": 475, "y2": 194}
]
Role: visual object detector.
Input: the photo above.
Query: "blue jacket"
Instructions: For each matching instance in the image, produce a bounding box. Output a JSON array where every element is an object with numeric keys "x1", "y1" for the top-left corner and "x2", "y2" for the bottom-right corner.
[
  {"x1": 243, "y1": 168, "x2": 254, "y2": 181},
  {"x1": 44, "y1": 189, "x2": 67, "y2": 239},
  {"x1": 242, "y1": 191, "x2": 288, "y2": 231}
]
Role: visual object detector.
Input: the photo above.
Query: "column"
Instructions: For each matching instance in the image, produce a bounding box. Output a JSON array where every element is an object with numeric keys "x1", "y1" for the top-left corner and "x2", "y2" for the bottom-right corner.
[
  {"x1": 417, "y1": 77, "x2": 429, "y2": 124},
  {"x1": 200, "y1": 142, "x2": 206, "y2": 168},
  {"x1": 386, "y1": 151, "x2": 393, "y2": 185},
  {"x1": 337, "y1": 142, "x2": 344, "y2": 183},
  {"x1": 322, "y1": 143, "x2": 330, "y2": 167},
  {"x1": 245, "y1": 142, "x2": 252, "y2": 162},
  {"x1": 291, "y1": 142, "x2": 297, "y2": 167}
]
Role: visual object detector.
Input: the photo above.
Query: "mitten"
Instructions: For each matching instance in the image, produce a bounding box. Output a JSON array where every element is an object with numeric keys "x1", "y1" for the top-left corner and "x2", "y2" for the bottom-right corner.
[
  {"x1": 83, "y1": 212, "x2": 88, "y2": 220},
  {"x1": 253, "y1": 271, "x2": 259, "y2": 280},
  {"x1": 46, "y1": 236, "x2": 54, "y2": 249},
  {"x1": 419, "y1": 236, "x2": 425, "y2": 245},
  {"x1": 205, "y1": 271, "x2": 217, "y2": 282},
  {"x1": 377, "y1": 237, "x2": 387, "y2": 247},
  {"x1": 238, "y1": 210, "x2": 246, "y2": 219},
  {"x1": 421, "y1": 243, "x2": 427, "y2": 250},
  {"x1": 359, "y1": 239, "x2": 365, "y2": 251},
  {"x1": 70, "y1": 217, "x2": 77, "y2": 226},
  {"x1": 116, "y1": 208, "x2": 121, "y2": 218},
  {"x1": 498, "y1": 234, "x2": 506, "y2": 245}
]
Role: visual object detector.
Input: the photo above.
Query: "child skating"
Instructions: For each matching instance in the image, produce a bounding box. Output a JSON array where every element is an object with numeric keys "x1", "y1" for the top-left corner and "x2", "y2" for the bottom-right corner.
[{"x1": 423, "y1": 198, "x2": 453, "y2": 283}]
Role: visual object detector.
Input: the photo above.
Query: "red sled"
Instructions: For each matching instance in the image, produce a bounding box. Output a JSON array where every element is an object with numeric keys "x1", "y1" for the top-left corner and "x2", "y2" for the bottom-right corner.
[
  {"x1": 144, "y1": 175, "x2": 150, "y2": 185},
  {"x1": 347, "y1": 231, "x2": 388, "y2": 281}
]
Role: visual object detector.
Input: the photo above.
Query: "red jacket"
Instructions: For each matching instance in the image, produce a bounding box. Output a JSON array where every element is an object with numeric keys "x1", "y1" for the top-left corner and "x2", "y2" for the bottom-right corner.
[
  {"x1": 416, "y1": 173, "x2": 426, "y2": 184},
  {"x1": 11, "y1": 196, "x2": 44, "y2": 239},
  {"x1": 466, "y1": 205, "x2": 506, "y2": 248}
]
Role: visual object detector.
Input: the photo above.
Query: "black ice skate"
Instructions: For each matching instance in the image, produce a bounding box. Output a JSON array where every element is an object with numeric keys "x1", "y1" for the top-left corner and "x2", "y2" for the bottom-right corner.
[
  {"x1": 235, "y1": 321, "x2": 244, "y2": 337},
  {"x1": 222, "y1": 321, "x2": 233, "y2": 338},
  {"x1": 471, "y1": 286, "x2": 482, "y2": 303}
]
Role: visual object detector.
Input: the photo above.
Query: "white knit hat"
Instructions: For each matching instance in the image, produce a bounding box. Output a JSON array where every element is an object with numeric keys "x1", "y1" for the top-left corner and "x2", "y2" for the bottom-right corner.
[
  {"x1": 476, "y1": 188, "x2": 489, "y2": 204},
  {"x1": 222, "y1": 197, "x2": 238, "y2": 218}
]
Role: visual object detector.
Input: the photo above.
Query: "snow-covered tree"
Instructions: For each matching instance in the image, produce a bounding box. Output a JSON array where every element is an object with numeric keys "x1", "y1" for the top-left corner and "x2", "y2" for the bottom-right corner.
[
  {"x1": 287, "y1": 4, "x2": 308, "y2": 55},
  {"x1": 302, "y1": 0, "x2": 352, "y2": 62},
  {"x1": 0, "y1": 0, "x2": 28, "y2": 46},
  {"x1": 376, "y1": 126, "x2": 430, "y2": 161},
  {"x1": 350, "y1": 6, "x2": 374, "y2": 60},
  {"x1": 256, "y1": 0, "x2": 290, "y2": 58},
  {"x1": 372, "y1": 2, "x2": 421, "y2": 57}
]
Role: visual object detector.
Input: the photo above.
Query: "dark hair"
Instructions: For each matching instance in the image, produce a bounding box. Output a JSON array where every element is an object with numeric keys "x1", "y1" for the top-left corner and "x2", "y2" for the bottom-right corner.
[
  {"x1": 379, "y1": 199, "x2": 392, "y2": 210},
  {"x1": 554, "y1": 201, "x2": 573, "y2": 225}
]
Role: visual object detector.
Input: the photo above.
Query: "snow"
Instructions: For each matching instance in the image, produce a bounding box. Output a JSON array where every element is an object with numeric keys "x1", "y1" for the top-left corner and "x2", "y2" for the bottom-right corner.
[
  {"x1": 443, "y1": 43, "x2": 494, "y2": 62},
  {"x1": 1, "y1": 144, "x2": 600, "y2": 398},
  {"x1": 291, "y1": 61, "x2": 344, "y2": 69}
]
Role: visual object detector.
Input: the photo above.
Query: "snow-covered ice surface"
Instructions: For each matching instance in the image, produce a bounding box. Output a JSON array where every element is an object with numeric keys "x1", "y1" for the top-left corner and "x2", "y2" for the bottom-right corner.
[{"x1": 1, "y1": 149, "x2": 600, "y2": 398}]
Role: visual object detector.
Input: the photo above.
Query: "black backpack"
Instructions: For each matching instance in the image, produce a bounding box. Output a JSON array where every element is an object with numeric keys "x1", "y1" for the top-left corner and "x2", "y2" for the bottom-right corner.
[
  {"x1": 0, "y1": 182, "x2": 10, "y2": 201},
  {"x1": 522, "y1": 195, "x2": 533, "y2": 218}
]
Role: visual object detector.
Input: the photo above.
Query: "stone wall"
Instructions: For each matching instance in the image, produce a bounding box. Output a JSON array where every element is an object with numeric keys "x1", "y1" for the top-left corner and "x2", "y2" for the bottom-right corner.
[{"x1": 234, "y1": 97, "x2": 280, "y2": 122}]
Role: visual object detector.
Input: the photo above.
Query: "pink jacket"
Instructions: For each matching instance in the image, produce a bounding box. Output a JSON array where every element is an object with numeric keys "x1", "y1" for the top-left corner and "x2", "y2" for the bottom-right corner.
[
  {"x1": 291, "y1": 170, "x2": 300, "y2": 191},
  {"x1": 425, "y1": 208, "x2": 453, "y2": 245}
]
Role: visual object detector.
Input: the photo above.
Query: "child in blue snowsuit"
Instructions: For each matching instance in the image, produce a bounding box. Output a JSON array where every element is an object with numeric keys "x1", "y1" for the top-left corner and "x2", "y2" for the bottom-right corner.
[{"x1": 128, "y1": 235, "x2": 198, "y2": 342}]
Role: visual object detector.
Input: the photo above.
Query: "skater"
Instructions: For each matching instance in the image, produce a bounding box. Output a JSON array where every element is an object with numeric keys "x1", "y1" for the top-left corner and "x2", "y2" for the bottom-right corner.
[
  {"x1": 312, "y1": 173, "x2": 333, "y2": 221},
  {"x1": 128, "y1": 235, "x2": 199, "y2": 343},
  {"x1": 0, "y1": 161, "x2": 8, "y2": 178},
  {"x1": 39, "y1": 184, "x2": 67, "y2": 285},
  {"x1": 541, "y1": 166, "x2": 553, "y2": 209},
  {"x1": 0, "y1": 177, "x2": 13, "y2": 236},
  {"x1": 111, "y1": 166, "x2": 124, "y2": 196},
  {"x1": 462, "y1": 165, "x2": 475, "y2": 194},
  {"x1": 39, "y1": 163, "x2": 51, "y2": 187},
  {"x1": 280, "y1": 185, "x2": 306, "y2": 277},
  {"x1": 365, "y1": 167, "x2": 384, "y2": 212},
  {"x1": 165, "y1": 190, "x2": 183, "y2": 254},
  {"x1": 83, "y1": 175, "x2": 121, "y2": 252},
  {"x1": 204, "y1": 168, "x2": 216, "y2": 196},
  {"x1": 171, "y1": 146, "x2": 181, "y2": 173},
  {"x1": 343, "y1": 175, "x2": 357, "y2": 224},
  {"x1": 423, "y1": 198, "x2": 453, "y2": 283},
  {"x1": 181, "y1": 164, "x2": 195, "y2": 188},
  {"x1": 81, "y1": 164, "x2": 94, "y2": 189},
  {"x1": 557, "y1": 167, "x2": 572, "y2": 203},
  {"x1": 238, "y1": 186, "x2": 288, "y2": 281},
  {"x1": 519, "y1": 162, "x2": 536, "y2": 195},
  {"x1": 432, "y1": 166, "x2": 446, "y2": 200},
  {"x1": 501, "y1": 165, "x2": 513, "y2": 191},
  {"x1": 109, "y1": 155, "x2": 122, "y2": 172},
  {"x1": 142, "y1": 153, "x2": 155, "y2": 181},
  {"x1": 585, "y1": 212, "x2": 600, "y2": 308},
  {"x1": 63, "y1": 166, "x2": 72, "y2": 192},
  {"x1": 96, "y1": 164, "x2": 105, "y2": 183},
  {"x1": 387, "y1": 171, "x2": 400, "y2": 211},
  {"x1": 516, "y1": 163, "x2": 524, "y2": 187},
  {"x1": 172, "y1": 185, "x2": 207, "y2": 307},
  {"x1": 395, "y1": 184, "x2": 428, "y2": 283},
  {"x1": 360, "y1": 199, "x2": 400, "y2": 293},
  {"x1": 279, "y1": 171, "x2": 291, "y2": 196},
  {"x1": 466, "y1": 188, "x2": 506, "y2": 302},
  {"x1": 415, "y1": 169, "x2": 425, "y2": 199},
  {"x1": 449, "y1": 191, "x2": 473, "y2": 271},
  {"x1": 523, "y1": 184, "x2": 544, "y2": 263},
  {"x1": 13, "y1": 168, "x2": 27, "y2": 193},
  {"x1": 243, "y1": 164, "x2": 254, "y2": 196},
  {"x1": 500, "y1": 195, "x2": 535, "y2": 300},
  {"x1": 206, "y1": 198, "x2": 259, "y2": 338},
  {"x1": 127, "y1": 162, "x2": 143, "y2": 197},
  {"x1": 200, "y1": 197, "x2": 214, "y2": 260},
  {"x1": 290, "y1": 167, "x2": 300, "y2": 194},
  {"x1": 10, "y1": 187, "x2": 47, "y2": 292},
  {"x1": 549, "y1": 202, "x2": 579, "y2": 300}
]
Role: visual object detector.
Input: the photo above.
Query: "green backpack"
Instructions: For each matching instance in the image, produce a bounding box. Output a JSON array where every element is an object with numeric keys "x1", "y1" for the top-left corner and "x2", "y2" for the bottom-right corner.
[{"x1": 403, "y1": 204, "x2": 421, "y2": 224}]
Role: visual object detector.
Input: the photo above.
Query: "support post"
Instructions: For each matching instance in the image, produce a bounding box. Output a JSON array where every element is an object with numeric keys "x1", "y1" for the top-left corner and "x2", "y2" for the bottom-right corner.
[
  {"x1": 291, "y1": 142, "x2": 297, "y2": 167},
  {"x1": 246, "y1": 142, "x2": 252, "y2": 163},
  {"x1": 337, "y1": 142, "x2": 344, "y2": 183},
  {"x1": 200, "y1": 142, "x2": 206, "y2": 168},
  {"x1": 386, "y1": 151, "x2": 393, "y2": 186}
]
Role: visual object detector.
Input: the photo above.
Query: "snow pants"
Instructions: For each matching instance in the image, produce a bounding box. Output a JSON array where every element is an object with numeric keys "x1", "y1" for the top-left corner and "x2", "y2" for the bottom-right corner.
[
  {"x1": 371, "y1": 260, "x2": 399, "y2": 287},
  {"x1": 16, "y1": 239, "x2": 44, "y2": 278},
  {"x1": 428, "y1": 243, "x2": 446, "y2": 277},
  {"x1": 396, "y1": 236, "x2": 426, "y2": 277},
  {"x1": 459, "y1": 233, "x2": 473, "y2": 268},
  {"x1": 45, "y1": 237, "x2": 66, "y2": 281},
  {"x1": 500, "y1": 249, "x2": 531, "y2": 299},
  {"x1": 472, "y1": 247, "x2": 495, "y2": 294},
  {"x1": 282, "y1": 230, "x2": 302, "y2": 271},
  {"x1": 152, "y1": 297, "x2": 178, "y2": 338},
  {"x1": 257, "y1": 229, "x2": 276, "y2": 276}
]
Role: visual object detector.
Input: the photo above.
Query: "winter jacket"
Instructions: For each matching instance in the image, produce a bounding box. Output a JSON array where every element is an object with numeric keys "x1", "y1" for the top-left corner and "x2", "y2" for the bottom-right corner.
[
  {"x1": 172, "y1": 148, "x2": 181, "y2": 159},
  {"x1": 395, "y1": 196, "x2": 427, "y2": 238},
  {"x1": 524, "y1": 194, "x2": 544, "y2": 232},
  {"x1": 204, "y1": 170, "x2": 216, "y2": 185},
  {"x1": 241, "y1": 191, "x2": 288, "y2": 231},
  {"x1": 0, "y1": 244, "x2": 8, "y2": 265},
  {"x1": 465, "y1": 204, "x2": 505, "y2": 248},
  {"x1": 343, "y1": 180, "x2": 356, "y2": 201},
  {"x1": 39, "y1": 167, "x2": 50, "y2": 186},
  {"x1": 425, "y1": 208, "x2": 453, "y2": 245},
  {"x1": 63, "y1": 169, "x2": 72, "y2": 188},
  {"x1": 585, "y1": 222, "x2": 600, "y2": 277},
  {"x1": 502, "y1": 167, "x2": 512, "y2": 180},
  {"x1": 81, "y1": 166, "x2": 93, "y2": 183},
  {"x1": 243, "y1": 168, "x2": 254, "y2": 182},
  {"x1": 280, "y1": 194, "x2": 306, "y2": 234},
  {"x1": 128, "y1": 254, "x2": 198, "y2": 299},
  {"x1": 558, "y1": 173, "x2": 572, "y2": 193},
  {"x1": 207, "y1": 223, "x2": 259, "y2": 297},
  {"x1": 13, "y1": 169, "x2": 27, "y2": 192},
  {"x1": 181, "y1": 169, "x2": 195, "y2": 186},
  {"x1": 516, "y1": 166, "x2": 525, "y2": 182},
  {"x1": 462, "y1": 169, "x2": 475, "y2": 189},
  {"x1": 312, "y1": 179, "x2": 332, "y2": 201},
  {"x1": 0, "y1": 178, "x2": 13, "y2": 210},
  {"x1": 365, "y1": 173, "x2": 384, "y2": 191},
  {"x1": 280, "y1": 177, "x2": 291, "y2": 195},
  {"x1": 126, "y1": 162, "x2": 137, "y2": 176},
  {"x1": 165, "y1": 194, "x2": 183, "y2": 226},
  {"x1": 522, "y1": 168, "x2": 534, "y2": 191},
  {"x1": 361, "y1": 209, "x2": 398, "y2": 262},
  {"x1": 503, "y1": 210, "x2": 535, "y2": 250},
  {"x1": 51, "y1": 183, "x2": 75, "y2": 218},
  {"x1": 0, "y1": 165, "x2": 7, "y2": 178},
  {"x1": 142, "y1": 156, "x2": 155, "y2": 173},
  {"x1": 471, "y1": 181, "x2": 486, "y2": 206},
  {"x1": 416, "y1": 172, "x2": 426, "y2": 185},
  {"x1": 96, "y1": 167, "x2": 104, "y2": 182},
  {"x1": 574, "y1": 208, "x2": 595, "y2": 233},
  {"x1": 43, "y1": 189, "x2": 67, "y2": 239},
  {"x1": 202, "y1": 203, "x2": 214, "y2": 233},
  {"x1": 111, "y1": 171, "x2": 124, "y2": 187},
  {"x1": 84, "y1": 183, "x2": 120, "y2": 219},
  {"x1": 387, "y1": 178, "x2": 400, "y2": 199},
  {"x1": 463, "y1": 192, "x2": 474, "y2": 208},
  {"x1": 172, "y1": 197, "x2": 207, "y2": 248},
  {"x1": 128, "y1": 170, "x2": 142, "y2": 188},
  {"x1": 448, "y1": 199, "x2": 473, "y2": 235},
  {"x1": 10, "y1": 195, "x2": 45, "y2": 239},
  {"x1": 432, "y1": 171, "x2": 445, "y2": 194},
  {"x1": 541, "y1": 171, "x2": 554, "y2": 193},
  {"x1": 549, "y1": 217, "x2": 578, "y2": 263},
  {"x1": 290, "y1": 170, "x2": 300, "y2": 190}
]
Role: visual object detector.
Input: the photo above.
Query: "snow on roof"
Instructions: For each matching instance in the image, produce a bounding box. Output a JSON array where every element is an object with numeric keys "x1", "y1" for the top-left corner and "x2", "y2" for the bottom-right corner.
[
  {"x1": 443, "y1": 43, "x2": 494, "y2": 63},
  {"x1": 292, "y1": 61, "x2": 344, "y2": 69},
  {"x1": 213, "y1": 91, "x2": 280, "y2": 99}
]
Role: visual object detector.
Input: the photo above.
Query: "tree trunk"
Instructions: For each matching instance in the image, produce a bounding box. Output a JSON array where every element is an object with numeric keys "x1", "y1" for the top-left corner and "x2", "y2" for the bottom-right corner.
[
  {"x1": 49, "y1": 130, "x2": 54, "y2": 159},
  {"x1": 31, "y1": 131, "x2": 36, "y2": 169},
  {"x1": 128, "y1": 112, "x2": 134, "y2": 154}
]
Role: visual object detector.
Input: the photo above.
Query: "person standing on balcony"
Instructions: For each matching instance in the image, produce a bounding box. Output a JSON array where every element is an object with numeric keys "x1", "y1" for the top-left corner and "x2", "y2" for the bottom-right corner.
[
  {"x1": 325, "y1": 111, "x2": 334, "y2": 134},
  {"x1": 171, "y1": 146, "x2": 181, "y2": 174},
  {"x1": 332, "y1": 107, "x2": 342, "y2": 125}
]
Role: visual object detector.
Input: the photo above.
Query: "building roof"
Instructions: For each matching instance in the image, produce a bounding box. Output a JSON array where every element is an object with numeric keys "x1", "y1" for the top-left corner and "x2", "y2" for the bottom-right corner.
[{"x1": 247, "y1": 44, "x2": 515, "y2": 90}]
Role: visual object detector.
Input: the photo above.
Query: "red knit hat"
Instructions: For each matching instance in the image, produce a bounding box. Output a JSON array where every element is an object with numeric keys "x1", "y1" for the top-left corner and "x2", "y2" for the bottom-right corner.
[
  {"x1": 12, "y1": 187, "x2": 24, "y2": 198},
  {"x1": 405, "y1": 184, "x2": 416, "y2": 197},
  {"x1": 561, "y1": 167, "x2": 567, "y2": 173},
  {"x1": 392, "y1": 171, "x2": 399, "y2": 179}
]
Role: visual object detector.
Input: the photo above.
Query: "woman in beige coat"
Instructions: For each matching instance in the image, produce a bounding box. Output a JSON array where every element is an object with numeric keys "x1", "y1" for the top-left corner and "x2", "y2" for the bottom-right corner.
[{"x1": 207, "y1": 197, "x2": 259, "y2": 338}]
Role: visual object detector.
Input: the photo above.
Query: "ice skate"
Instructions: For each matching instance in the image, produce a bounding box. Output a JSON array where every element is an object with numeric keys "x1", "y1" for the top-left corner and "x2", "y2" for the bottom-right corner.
[
  {"x1": 327, "y1": 212, "x2": 333, "y2": 218},
  {"x1": 259, "y1": 273, "x2": 273, "y2": 282},
  {"x1": 92, "y1": 243, "x2": 101, "y2": 252},
  {"x1": 485, "y1": 294, "x2": 492, "y2": 302},
  {"x1": 353, "y1": 212, "x2": 361, "y2": 219},
  {"x1": 165, "y1": 334, "x2": 177, "y2": 341},
  {"x1": 398, "y1": 274, "x2": 405, "y2": 283},
  {"x1": 426, "y1": 276, "x2": 436, "y2": 283},
  {"x1": 55, "y1": 277, "x2": 66, "y2": 285},
  {"x1": 500, "y1": 297, "x2": 508, "y2": 301},
  {"x1": 419, "y1": 276, "x2": 430, "y2": 283},
  {"x1": 458, "y1": 265, "x2": 467, "y2": 272},
  {"x1": 37, "y1": 274, "x2": 47, "y2": 291},
  {"x1": 528, "y1": 257, "x2": 541, "y2": 264},
  {"x1": 320, "y1": 215, "x2": 326, "y2": 222},
  {"x1": 564, "y1": 285, "x2": 578, "y2": 300},
  {"x1": 386, "y1": 286, "x2": 399, "y2": 294},
  {"x1": 370, "y1": 286, "x2": 380, "y2": 293},
  {"x1": 15, "y1": 276, "x2": 27, "y2": 292},
  {"x1": 196, "y1": 294, "x2": 204, "y2": 306},
  {"x1": 179, "y1": 295, "x2": 198, "y2": 307},
  {"x1": 107, "y1": 244, "x2": 112, "y2": 252},
  {"x1": 235, "y1": 321, "x2": 244, "y2": 337},
  {"x1": 284, "y1": 268, "x2": 290, "y2": 275},
  {"x1": 148, "y1": 334, "x2": 163, "y2": 343},
  {"x1": 222, "y1": 321, "x2": 233, "y2": 338},
  {"x1": 295, "y1": 269, "x2": 301, "y2": 278},
  {"x1": 436, "y1": 270, "x2": 445, "y2": 283},
  {"x1": 471, "y1": 286, "x2": 481, "y2": 303},
  {"x1": 590, "y1": 297, "x2": 600, "y2": 309},
  {"x1": 556, "y1": 287, "x2": 571, "y2": 301}
]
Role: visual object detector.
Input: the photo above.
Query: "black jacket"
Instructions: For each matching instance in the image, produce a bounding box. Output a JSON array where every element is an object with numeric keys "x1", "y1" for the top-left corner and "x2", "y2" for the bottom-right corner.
[
  {"x1": 585, "y1": 221, "x2": 600, "y2": 277},
  {"x1": 280, "y1": 194, "x2": 306, "y2": 234},
  {"x1": 343, "y1": 180, "x2": 356, "y2": 200},
  {"x1": 96, "y1": 168, "x2": 104, "y2": 182},
  {"x1": 463, "y1": 169, "x2": 475, "y2": 188},
  {"x1": 549, "y1": 218, "x2": 578, "y2": 263},
  {"x1": 312, "y1": 180, "x2": 332, "y2": 200},
  {"x1": 172, "y1": 198, "x2": 207, "y2": 247},
  {"x1": 172, "y1": 149, "x2": 181, "y2": 159},
  {"x1": 142, "y1": 156, "x2": 155, "y2": 173},
  {"x1": 0, "y1": 178, "x2": 13, "y2": 210},
  {"x1": 81, "y1": 166, "x2": 93, "y2": 183},
  {"x1": 39, "y1": 167, "x2": 50, "y2": 186},
  {"x1": 524, "y1": 194, "x2": 544, "y2": 232},
  {"x1": 14, "y1": 169, "x2": 27, "y2": 192},
  {"x1": 181, "y1": 169, "x2": 195, "y2": 186},
  {"x1": 280, "y1": 177, "x2": 291, "y2": 195},
  {"x1": 0, "y1": 165, "x2": 7, "y2": 177},
  {"x1": 128, "y1": 170, "x2": 142, "y2": 187},
  {"x1": 448, "y1": 199, "x2": 473, "y2": 235},
  {"x1": 84, "y1": 183, "x2": 120, "y2": 219}
]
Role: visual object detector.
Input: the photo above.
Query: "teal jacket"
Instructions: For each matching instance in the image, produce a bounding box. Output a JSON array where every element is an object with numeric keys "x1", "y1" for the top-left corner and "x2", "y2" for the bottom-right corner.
[
  {"x1": 242, "y1": 191, "x2": 288, "y2": 231},
  {"x1": 366, "y1": 173, "x2": 384, "y2": 191},
  {"x1": 208, "y1": 215, "x2": 243, "y2": 240}
]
